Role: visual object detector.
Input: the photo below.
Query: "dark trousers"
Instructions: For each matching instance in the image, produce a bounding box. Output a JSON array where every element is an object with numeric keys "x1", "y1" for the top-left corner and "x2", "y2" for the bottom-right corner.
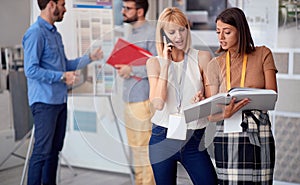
[
  {"x1": 149, "y1": 124, "x2": 218, "y2": 185},
  {"x1": 27, "y1": 103, "x2": 67, "y2": 185}
]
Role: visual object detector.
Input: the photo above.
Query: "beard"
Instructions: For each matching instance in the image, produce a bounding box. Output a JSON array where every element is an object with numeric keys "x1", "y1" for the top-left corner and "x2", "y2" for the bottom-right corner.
[
  {"x1": 123, "y1": 14, "x2": 138, "y2": 24},
  {"x1": 54, "y1": 7, "x2": 63, "y2": 22}
]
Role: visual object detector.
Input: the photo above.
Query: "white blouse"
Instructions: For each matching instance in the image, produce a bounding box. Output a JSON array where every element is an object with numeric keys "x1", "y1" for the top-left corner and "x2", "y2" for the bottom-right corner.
[{"x1": 151, "y1": 48, "x2": 209, "y2": 130}]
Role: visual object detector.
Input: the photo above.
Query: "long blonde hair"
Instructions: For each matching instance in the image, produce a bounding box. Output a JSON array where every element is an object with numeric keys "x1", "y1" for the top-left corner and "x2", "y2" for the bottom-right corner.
[{"x1": 155, "y1": 7, "x2": 191, "y2": 57}]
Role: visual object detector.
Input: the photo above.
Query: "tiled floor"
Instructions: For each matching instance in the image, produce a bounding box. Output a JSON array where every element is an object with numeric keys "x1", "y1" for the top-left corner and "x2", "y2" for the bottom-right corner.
[{"x1": 0, "y1": 163, "x2": 193, "y2": 185}]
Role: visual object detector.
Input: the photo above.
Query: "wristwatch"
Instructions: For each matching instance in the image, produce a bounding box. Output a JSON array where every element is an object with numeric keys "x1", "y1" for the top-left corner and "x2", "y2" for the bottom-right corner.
[{"x1": 60, "y1": 73, "x2": 66, "y2": 83}]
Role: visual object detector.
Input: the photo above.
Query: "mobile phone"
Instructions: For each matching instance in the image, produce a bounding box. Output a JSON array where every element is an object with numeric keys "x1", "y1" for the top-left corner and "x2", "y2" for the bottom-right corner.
[{"x1": 160, "y1": 29, "x2": 173, "y2": 45}]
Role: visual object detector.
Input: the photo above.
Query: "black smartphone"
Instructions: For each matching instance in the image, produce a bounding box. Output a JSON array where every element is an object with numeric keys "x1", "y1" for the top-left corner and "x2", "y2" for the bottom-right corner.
[{"x1": 160, "y1": 29, "x2": 173, "y2": 45}]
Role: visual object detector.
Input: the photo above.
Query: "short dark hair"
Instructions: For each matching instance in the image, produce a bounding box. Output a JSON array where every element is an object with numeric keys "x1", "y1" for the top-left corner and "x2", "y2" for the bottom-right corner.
[
  {"x1": 37, "y1": 0, "x2": 58, "y2": 10},
  {"x1": 215, "y1": 7, "x2": 255, "y2": 54},
  {"x1": 122, "y1": 0, "x2": 149, "y2": 16}
]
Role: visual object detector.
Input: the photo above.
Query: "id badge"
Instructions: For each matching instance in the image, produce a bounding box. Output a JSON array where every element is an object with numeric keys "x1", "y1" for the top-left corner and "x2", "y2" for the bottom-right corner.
[{"x1": 166, "y1": 113, "x2": 187, "y2": 140}]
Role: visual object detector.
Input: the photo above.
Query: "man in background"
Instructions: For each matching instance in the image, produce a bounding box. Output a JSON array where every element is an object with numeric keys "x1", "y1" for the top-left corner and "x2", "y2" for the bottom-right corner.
[
  {"x1": 22, "y1": 0, "x2": 103, "y2": 184},
  {"x1": 115, "y1": 0, "x2": 156, "y2": 184}
]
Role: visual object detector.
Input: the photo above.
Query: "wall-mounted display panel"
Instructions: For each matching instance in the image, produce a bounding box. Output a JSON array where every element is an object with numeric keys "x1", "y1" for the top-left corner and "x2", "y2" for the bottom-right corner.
[
  {"x1": 277, "y1": 0, "x2": 300, "y2": 48},
  {"x1": 243, "y1": 0, "x2": 278, "y2": 48}
]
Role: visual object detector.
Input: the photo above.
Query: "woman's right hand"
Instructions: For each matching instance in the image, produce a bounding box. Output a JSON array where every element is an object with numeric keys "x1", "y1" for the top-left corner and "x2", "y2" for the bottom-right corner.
[{"x1": 162, "y1": 36, "x2": 174, "y2": 63}]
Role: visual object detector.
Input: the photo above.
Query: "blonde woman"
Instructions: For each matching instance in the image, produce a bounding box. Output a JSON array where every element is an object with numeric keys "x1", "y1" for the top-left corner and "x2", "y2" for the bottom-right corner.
[{"x1": 146, "y1": 7, "x2": 217, "y2": 185}]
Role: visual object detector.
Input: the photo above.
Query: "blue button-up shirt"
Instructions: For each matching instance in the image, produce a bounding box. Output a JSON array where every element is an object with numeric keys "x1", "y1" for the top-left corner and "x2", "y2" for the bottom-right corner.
[{"x1": 23, "y1": 16, "x2": 91, "y2": 106}]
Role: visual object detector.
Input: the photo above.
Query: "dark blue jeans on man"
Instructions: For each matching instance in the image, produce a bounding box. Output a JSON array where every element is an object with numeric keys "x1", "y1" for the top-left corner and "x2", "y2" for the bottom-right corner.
[
  {"x1": 149, "y1": 124, "x2": 217, "y2": 185},
  {"x1": 27, "y1": 103, "x2": 67, "y2": 185}
]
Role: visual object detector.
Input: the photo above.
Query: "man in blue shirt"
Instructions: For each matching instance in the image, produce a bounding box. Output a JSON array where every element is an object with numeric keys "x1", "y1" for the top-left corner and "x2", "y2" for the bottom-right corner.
[
  {"x1": 22, "y1": 0, "x2": 103, "y2": 184},
  {"x1": 115, "y1": 0, "x2": 156, "y2": 185}
]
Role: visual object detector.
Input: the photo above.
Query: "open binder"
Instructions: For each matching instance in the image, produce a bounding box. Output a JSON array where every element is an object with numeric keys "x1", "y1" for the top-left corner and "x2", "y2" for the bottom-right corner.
[
  {"x1": 106, "y1": 38, "x2": 152, "y2": 67},
  {"x1": 183, "y1": 88, "x2": 278, "y2": 123}
]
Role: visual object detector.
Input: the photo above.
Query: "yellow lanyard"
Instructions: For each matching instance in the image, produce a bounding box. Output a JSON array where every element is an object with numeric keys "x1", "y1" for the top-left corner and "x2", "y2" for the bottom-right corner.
[{"x1": 226, "y1": 51, "x2": 248, "y2": 91}]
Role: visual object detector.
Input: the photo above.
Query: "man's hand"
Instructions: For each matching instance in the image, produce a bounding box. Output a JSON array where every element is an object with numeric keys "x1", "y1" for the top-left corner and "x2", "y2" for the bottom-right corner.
[
  {"x1": 115, "y1": 64, "x2": 132, "y2": 79},
  {"x1": 89, "y1": 48, "x2": 103, "y2": 61},
  {"x1": 64, "y1": 71, "x2": 79, "y2": 85}
]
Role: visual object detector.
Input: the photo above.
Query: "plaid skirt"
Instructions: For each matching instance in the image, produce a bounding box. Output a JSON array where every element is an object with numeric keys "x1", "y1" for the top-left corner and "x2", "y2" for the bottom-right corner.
[{"x1": 214, "y1": 110, "x2": 275, "y2": 185}]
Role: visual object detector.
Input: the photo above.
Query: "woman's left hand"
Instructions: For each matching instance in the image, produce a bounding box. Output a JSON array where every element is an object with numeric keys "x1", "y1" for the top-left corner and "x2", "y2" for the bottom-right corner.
[
  {"x1": 208, "y1": 97, "x2": 250, "y2": 122},
  {"x1": 222, "y1": 97, "x2": 250, "y2": 118},
  {"x1": 191, "y1": 91, "x2": 205, "y2": 103}
]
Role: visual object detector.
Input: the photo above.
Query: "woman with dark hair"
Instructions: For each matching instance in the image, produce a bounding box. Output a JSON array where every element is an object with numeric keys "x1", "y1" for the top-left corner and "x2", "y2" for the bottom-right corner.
[{"x1": 204, "y1": 7, "x2": 277, "y2": 185}]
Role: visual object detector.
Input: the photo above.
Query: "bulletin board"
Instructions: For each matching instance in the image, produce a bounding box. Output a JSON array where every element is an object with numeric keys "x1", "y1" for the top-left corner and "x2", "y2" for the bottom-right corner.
[{"x1": 71, "y1": 0, "x2": 116, "y2": 95}]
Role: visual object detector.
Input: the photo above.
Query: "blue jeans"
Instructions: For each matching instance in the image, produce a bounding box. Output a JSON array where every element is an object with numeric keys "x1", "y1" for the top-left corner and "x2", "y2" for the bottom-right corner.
[
  {"x1": 27, "y1": 103, "x2": 67, "y2": 185},
  {"x1": 149, "y1": 124, "x2": 217, "y2": 185}
]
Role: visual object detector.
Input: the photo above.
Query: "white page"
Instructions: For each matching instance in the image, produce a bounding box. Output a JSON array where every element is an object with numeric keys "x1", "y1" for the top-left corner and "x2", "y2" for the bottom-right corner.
[{"x1": 224, "y1": 111, "x2": 243, "y2": 133}]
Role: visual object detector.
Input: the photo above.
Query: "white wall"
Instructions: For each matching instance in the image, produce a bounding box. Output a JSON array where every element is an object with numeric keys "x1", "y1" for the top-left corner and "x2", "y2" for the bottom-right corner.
[
  {"x1": 0, "y1": 0, "x2": 31, "y2": 47},
  {"x1": 31, "y1": 0, "x2": 78, "y2": 58}
]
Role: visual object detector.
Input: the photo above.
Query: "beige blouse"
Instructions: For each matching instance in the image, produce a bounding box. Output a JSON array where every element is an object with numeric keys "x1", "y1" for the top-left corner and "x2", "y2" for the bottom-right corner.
[{"x1": 206, "y1": 46, "x2": 277, "y2": 94}]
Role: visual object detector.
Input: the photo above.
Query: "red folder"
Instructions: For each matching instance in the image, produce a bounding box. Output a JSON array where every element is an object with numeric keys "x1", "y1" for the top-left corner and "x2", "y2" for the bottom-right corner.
[{"x1": 106, "y1": 38, "x2": 153, "y2": 67}]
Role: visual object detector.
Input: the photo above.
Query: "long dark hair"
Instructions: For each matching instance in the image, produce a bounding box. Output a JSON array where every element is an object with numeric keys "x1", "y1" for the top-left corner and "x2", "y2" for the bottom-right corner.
[{"x1": 215, "y1": 7, "x2": 255, "y2": 54}]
